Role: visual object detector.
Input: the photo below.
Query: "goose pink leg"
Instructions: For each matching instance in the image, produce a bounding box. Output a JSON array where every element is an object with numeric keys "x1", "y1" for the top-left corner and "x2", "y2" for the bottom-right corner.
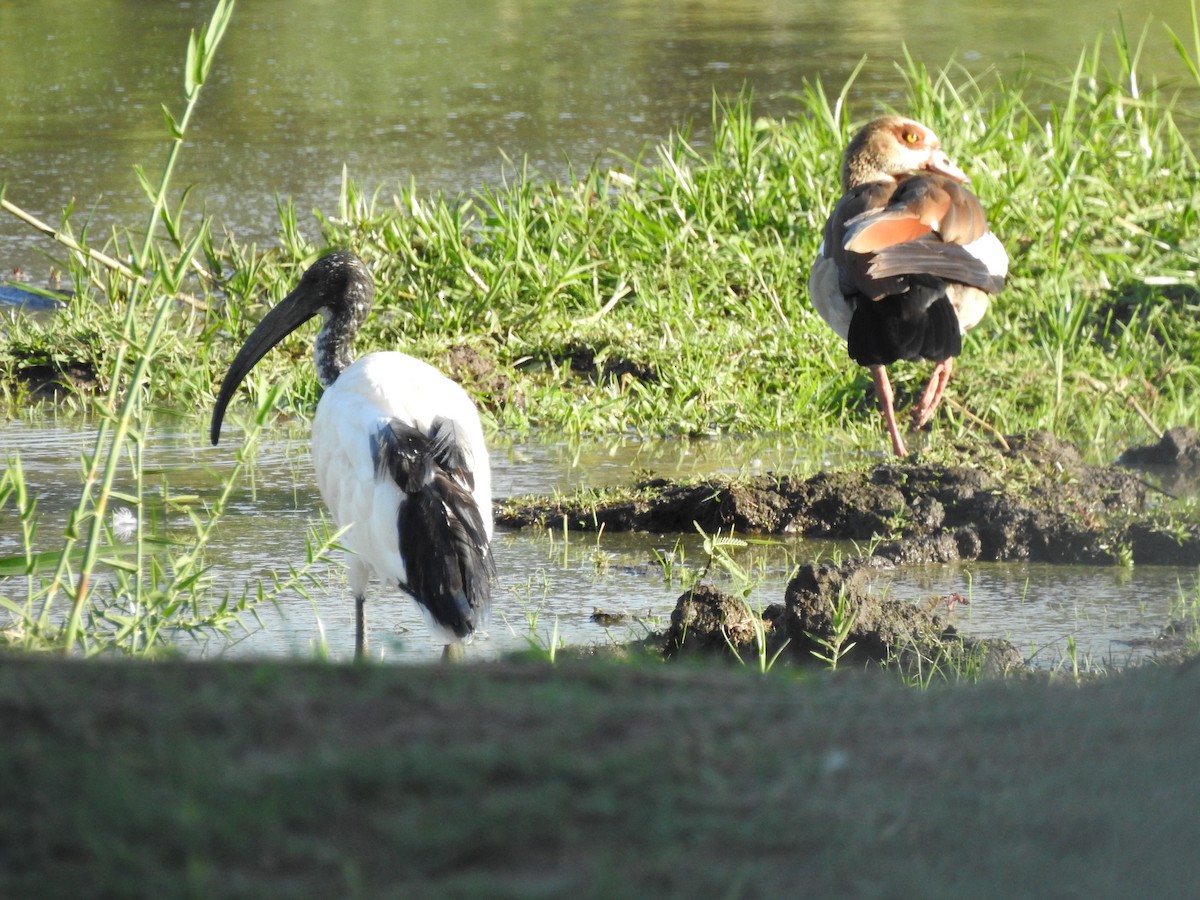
[
  {"x1": 871, "y1": 364, "x2": 908, "y2": 457},
  {"x1": 912, "y1": 357, "x2": 955, "y2": 429}
]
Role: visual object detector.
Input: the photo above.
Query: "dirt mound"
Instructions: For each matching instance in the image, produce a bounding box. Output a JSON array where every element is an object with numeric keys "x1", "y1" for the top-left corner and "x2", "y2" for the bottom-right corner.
[
  {"x1": 502, "y1": 432, "x2": 1199, "y2": 671},
  {"x1": 442, "y1": 343, "x2": 518, "y2": 412},
  {"x1": 498, "y1": 431, "x2": 1200, "y2": 566},
  {"x1": 661, "y1": 562, "x2": 1024, "y2": 674},
  {"x1": 1119, "y1": 426, "x2": 1200, "y2": 498}
]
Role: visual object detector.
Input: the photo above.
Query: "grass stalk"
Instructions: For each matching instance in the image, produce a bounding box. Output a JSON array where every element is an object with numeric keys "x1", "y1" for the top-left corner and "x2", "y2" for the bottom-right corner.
[
  {"x1": 0, "y1": 0, "x2": 265, "y2": 657},
  {"x1": 805, "y1": 587, "x2": 859, "y2": 671},
  {"x1": 135, "y1": 0, "x2": 234, "y2": 271},
  {"x1": 59, "y1": 294, "x2": 175, "y2": 650}
]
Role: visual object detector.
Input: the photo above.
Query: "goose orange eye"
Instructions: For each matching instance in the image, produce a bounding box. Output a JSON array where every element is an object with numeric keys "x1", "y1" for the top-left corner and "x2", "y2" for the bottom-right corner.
[{"x1": 904, "y1": 131, "x2": 918, "y2": 144}]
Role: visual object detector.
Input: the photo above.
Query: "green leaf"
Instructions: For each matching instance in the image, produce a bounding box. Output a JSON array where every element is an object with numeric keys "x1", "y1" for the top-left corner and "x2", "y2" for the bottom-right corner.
[{"x1": 159, "y1": 103, "x2": 183, "y2": 140}]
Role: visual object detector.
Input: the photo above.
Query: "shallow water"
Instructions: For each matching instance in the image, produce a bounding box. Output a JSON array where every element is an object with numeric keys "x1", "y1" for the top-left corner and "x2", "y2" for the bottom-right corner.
[
  {"x1": 1, "y1": 0, "x2": 1195, "y2": 279},
  {"x1": 2, "y1": 418, "x2": 1194, "y2": 669},
  {"x1": 4, "y1": 3, "x2": 1198, "y2": 667}
]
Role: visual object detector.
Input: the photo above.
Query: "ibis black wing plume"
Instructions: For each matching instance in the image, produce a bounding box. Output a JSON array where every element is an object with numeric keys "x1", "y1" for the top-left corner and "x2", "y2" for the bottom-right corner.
[{"x1": 373, "y1": 417, "x2": 493, "y2": 638}]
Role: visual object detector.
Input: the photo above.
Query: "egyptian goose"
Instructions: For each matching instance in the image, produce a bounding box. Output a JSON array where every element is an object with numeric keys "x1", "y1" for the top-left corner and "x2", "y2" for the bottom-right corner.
[{"x1": 809, "y1": 116, "x2": 1008, "y2": 456}]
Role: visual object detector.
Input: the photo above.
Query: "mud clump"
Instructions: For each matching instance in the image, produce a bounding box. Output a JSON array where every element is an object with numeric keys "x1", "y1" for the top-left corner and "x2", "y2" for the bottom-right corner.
[
  {"x1": 781, "y1": 562, "x2": 1024, "y2": 675},
  {"x1": 1119, "y1": 426, "x2": 1200, "y2": 499},
  {"x1": 663, "y1": 582, "x2": 776, "y2": 660},
  {"x1": 498, "y1": 431, "x2": 1200, "y2": 566},
  {"x1": 661, "y1": 564, "x2": 1023, "y2": 674},
  {"x1": 14, "y1": 361, "x2": 101, "y2": 399},
  {"x1": 442, "y1": 344, "x2": 518, "y2": 413},
  {"x1": 503, "y1": 431, "x2": 1199, "y2": 673},
  {"x1": 502, "y1": 432, "x2": 1198, "y2": 672}
]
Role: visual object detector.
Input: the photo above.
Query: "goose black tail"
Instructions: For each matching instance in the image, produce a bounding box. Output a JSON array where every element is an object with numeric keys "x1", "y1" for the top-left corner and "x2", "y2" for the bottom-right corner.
[
  {"x1": 374, "y1": 418, "x2": 493, "y2": 639},
  {"x1": 847, "y1": 280, "x2": 962, "y2": 367}
]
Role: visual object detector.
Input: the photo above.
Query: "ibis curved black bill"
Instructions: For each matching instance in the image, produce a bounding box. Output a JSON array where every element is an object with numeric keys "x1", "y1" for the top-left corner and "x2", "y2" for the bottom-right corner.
[
  {"x1": 209, "y1": 289, "x2": 320, "y2": 446},
  {"x1": 209, "y1": 251, "x2": 374, "y2": 447}
]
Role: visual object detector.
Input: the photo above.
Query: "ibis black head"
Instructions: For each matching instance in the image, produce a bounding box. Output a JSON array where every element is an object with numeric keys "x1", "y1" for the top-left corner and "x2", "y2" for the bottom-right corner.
[{"x1": 209, "y1": 251, "x2": 374, "y2": 446}]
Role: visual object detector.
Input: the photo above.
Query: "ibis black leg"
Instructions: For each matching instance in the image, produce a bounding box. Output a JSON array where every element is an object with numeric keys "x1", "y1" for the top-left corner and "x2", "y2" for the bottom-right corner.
[{"x1": 355, "y1": 595, "x2": 367, "y2": 660}]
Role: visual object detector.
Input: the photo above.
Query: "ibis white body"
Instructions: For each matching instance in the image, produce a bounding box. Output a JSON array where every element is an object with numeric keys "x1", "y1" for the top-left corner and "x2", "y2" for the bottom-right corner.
[
  {"x1": 210, "y1": 251, "x2": 495, "y2": 659},
  {"x1": 311, "y1": 350, "x2": 492, "y2": 645}
]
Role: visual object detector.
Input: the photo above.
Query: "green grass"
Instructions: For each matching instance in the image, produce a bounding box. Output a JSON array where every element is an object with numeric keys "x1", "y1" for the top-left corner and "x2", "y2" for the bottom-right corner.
[
  {"x1": 2, "y1": 11, "x2": 1200, "y2": 890},
  {"x1": 3, "y1": 18, "x2": 1199, "y2": 458}
]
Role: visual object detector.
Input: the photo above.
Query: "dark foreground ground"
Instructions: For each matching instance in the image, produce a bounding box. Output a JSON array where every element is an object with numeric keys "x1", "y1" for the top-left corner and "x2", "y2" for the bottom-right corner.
[{"x1": 3, "y1": 654, "x2": 1199, "y2": 898}]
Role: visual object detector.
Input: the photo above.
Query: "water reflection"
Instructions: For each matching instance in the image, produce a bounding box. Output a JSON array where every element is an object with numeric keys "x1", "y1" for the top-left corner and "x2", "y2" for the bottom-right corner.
[{"x1": 2, "y1": 418, "x2": 1195, "y2": 668}]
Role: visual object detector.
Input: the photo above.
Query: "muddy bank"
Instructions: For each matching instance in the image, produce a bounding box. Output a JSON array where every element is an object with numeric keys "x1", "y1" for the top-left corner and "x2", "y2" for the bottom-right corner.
[
  {"x1": 498, "y1": 431, "x2": 1200, "y2": 567},
  {"x1": 503, "y1": 430, "x2": 1200, "y2": 671}
]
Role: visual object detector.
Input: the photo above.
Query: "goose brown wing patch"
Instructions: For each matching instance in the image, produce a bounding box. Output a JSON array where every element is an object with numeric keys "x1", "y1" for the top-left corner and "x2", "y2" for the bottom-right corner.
[{"x1": 843, "y1": 215, "x2": 933, "y2": 253}]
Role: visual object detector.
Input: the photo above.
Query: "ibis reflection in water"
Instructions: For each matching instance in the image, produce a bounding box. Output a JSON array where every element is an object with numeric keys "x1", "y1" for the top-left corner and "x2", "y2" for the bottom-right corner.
[{"x1": 209, "y1": 251, "x2": 494, "y2": 661}]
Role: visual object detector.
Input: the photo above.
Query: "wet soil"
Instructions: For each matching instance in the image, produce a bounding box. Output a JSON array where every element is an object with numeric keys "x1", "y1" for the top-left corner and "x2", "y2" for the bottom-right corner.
[
  {"x1": 500, "y1": 430, "x2": 1200, "y2": 669},
  {"x1": 499, "y1": 430, "x2": 1200, "y2": 564},
  {"x1": 661, "y1": 562, "x2": 1026, "y2": 675},
  {"x1": 1120, "y1": 425, "x2": 1200, "y2": 468},
  {"x1": 442, "y1": 343, "x2": 519, "y2": 413},
  {"x1": 6, "y1": 360, "x2": 101, "y2": 399}
]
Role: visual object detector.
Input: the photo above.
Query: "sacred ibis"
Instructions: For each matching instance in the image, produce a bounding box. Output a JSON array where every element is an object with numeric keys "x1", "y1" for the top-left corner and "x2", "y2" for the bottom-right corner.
[
  {"x1": 210, "y1": 251, "x2": 494, "y2": 660},
  {"x1": 809, "y1": 116, "x2": 1008, "y2": 457}
]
